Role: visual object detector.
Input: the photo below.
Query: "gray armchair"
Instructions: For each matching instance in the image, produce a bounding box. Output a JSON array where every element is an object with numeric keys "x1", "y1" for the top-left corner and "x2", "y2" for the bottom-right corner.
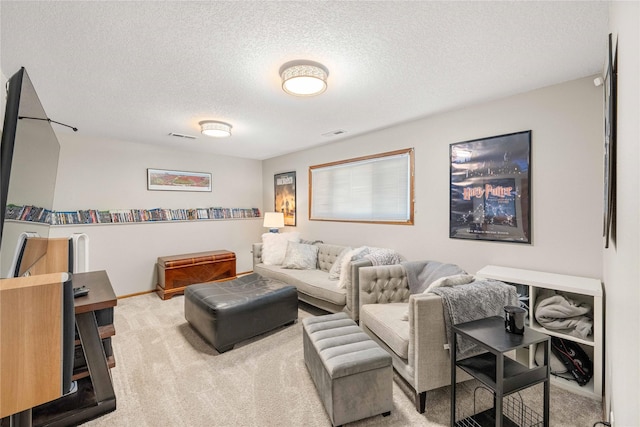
[{"x1": 358, "y1": 263, "x2": 472, "y2": 413}]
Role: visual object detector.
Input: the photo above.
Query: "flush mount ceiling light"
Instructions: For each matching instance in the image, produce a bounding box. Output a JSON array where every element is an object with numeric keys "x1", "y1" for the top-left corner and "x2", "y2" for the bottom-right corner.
[
  {"x1": 199, "y1": 120, "x2": 232, "y2": 138},
  {"x1": 280, "y1": 60, "x2": 329, "y2": 96}
]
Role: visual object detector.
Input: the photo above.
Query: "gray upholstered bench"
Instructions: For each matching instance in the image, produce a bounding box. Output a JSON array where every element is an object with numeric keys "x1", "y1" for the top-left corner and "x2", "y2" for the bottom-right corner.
[
  {"x1": 185, "y1": 273, "x2": 298, "y2": 353},
  {"x1": 302, "y1": 312, "x2": 393, "y2": 427}
]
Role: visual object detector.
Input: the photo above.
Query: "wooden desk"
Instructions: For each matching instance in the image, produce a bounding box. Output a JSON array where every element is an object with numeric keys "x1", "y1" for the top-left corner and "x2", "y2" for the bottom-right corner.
[{"x1": 32, "y1": 270, "x2": 117, "y2": 427}]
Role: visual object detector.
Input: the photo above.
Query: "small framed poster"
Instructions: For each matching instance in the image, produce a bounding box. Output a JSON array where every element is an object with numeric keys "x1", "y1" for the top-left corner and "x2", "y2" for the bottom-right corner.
[{"x1": 274, "y1": 171, "x2": 296, "y2": 226}]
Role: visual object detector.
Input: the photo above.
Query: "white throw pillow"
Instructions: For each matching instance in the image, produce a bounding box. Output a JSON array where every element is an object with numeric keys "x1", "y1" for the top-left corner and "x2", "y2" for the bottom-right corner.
[
  {"x1": 328, "y1": 247, "x2": 352, "y2": 280},
  {"x1": 261, "y1": 232, "x2": 300, "y2": 265},
  {"x1": 337, "y1": 246, "x2": 370, "y2": 289},
  {"x1": 424, "y1": 274, "x2": 475, "y2": 294},
  {"x1": 282, "y1": 241, "x2": 319, "y2": 270}
]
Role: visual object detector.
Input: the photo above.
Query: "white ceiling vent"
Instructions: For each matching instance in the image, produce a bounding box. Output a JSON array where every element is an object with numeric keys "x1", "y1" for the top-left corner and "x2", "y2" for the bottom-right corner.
[
  {"x1": 168, "y1": 132, "x2": 197, "y2": 139},
  {"x1": 322, "y1": 129, "x2": 347, "y2": 137}
]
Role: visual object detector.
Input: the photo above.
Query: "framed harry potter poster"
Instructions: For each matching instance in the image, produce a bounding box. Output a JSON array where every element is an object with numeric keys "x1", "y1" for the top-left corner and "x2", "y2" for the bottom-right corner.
[{"x1": 449, "y1": 131, "x2": 531, "y2": 244}]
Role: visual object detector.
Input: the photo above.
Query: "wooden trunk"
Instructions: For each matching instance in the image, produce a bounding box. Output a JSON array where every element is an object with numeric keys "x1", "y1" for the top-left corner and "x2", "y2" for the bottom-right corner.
[{"x1": 156, "y1": 250, "x2": 236, "y2": 300}]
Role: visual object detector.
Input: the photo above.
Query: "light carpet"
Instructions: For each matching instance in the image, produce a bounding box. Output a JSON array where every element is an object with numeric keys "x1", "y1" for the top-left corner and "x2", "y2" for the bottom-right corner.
[{"x1": 84, "y1": 293, "x2": 604, "y2": 426}]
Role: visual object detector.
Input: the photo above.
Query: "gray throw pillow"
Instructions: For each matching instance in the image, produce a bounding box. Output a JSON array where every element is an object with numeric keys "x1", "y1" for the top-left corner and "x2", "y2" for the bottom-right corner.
[{"x1": 282, "y1": 241, "x2": 319, "y2": 270}]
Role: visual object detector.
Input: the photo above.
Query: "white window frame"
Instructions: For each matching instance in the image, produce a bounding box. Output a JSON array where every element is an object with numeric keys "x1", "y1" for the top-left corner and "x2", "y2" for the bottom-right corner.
[{"x1": 309, "y1": 148, "x2": 414, "y2": 225}]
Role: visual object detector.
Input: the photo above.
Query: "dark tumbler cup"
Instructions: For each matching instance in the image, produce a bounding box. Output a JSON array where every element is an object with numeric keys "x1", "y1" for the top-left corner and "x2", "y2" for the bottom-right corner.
[{"x1": 504, "y1": 305, "x2": 527, "y2": 335}]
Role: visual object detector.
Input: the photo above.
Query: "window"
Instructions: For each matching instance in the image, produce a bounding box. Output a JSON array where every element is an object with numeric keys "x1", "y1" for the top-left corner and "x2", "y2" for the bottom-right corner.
[{"x1": 309, "y1": 148, "x2": 414, "y2": 224}]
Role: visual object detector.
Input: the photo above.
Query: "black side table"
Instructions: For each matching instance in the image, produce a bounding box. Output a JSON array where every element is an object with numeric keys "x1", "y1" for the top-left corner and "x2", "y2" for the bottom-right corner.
[{"x1": 450, "y1": 316, "x2": 550, "y2": 427}]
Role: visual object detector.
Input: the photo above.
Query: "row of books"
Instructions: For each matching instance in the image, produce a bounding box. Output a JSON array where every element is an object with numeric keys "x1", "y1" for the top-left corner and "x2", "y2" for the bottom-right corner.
[
  {"x1": 5, "y1": 205, "x2": 262, "y2": 225},
  {"x1": 4, "y1": 205, "x2": 52, "y2": 223}
]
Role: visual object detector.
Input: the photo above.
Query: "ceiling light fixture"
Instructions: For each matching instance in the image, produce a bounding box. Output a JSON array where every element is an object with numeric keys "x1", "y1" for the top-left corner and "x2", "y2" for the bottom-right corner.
[
  {"x1": 280, "y1": 60, "x2": 328, "y2": 96},
  {"x1": 199, "y1": 120, "x2": 232, "y2": 138}
]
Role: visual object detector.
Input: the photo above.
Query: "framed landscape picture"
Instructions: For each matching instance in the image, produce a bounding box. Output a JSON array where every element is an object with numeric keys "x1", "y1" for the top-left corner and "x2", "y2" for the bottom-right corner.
[
  {"x1": 275, "y1": 171, "x2": 296, "y2": 226},
  {"x1": 147, "y1": 168, "x2": 212, "y2": 192},
  {"x1": 449, "y1": 131, "x2": 531, "y2": 244}
]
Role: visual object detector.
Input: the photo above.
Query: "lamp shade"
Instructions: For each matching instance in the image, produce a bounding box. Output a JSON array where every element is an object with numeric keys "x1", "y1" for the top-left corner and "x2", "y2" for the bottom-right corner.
[
  {"x1": 280, "y1": 62, "x2": 328, "y2": 96},
  {"x1": 199, "y1": 120, "x2": 232, "y2": 138},
  {"x1": 263, "y1": 212, "x2": 285, "y2": 232}
]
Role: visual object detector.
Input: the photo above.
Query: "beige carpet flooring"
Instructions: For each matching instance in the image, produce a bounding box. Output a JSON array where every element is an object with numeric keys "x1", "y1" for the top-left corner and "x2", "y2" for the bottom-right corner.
[{"x1": 83, "y1": 293, "x2": 604, "y2": 427}]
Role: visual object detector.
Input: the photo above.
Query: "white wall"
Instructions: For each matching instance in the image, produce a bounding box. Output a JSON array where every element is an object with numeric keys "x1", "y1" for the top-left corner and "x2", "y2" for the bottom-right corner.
[
  {"x1": 49, "y1": 219, "x2": 262, "y2": 297},
  {"x1": 53, "y1": 133, "x2": 261, "y2": 210},
  {"x1": 48, "y1": 133, "x2": 264, "y2": 296},
  {"x1": 263, "y1": 76, "x2": 603, "y2": 278},
  {"x1": 603, "y1": 2, "x2": 640, "y2": 426}
]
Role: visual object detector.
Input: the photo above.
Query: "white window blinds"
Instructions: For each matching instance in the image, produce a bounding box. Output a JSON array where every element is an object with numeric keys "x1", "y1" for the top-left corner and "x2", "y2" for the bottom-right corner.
[{"x1": 310, "y1": 149, "x2": 414, "y2": 224}]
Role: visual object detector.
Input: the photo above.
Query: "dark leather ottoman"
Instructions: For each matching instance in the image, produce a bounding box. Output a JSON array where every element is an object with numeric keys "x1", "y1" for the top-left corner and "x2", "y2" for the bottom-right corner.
[{"x1": 184, "y1": 273, "x2": 298, "y2": 352}]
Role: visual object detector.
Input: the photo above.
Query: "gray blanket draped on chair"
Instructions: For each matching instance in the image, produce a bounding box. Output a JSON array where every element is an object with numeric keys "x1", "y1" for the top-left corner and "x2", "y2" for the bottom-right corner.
[{"x1": 431, "y1": 280, "x2": 518, "y2": 359}]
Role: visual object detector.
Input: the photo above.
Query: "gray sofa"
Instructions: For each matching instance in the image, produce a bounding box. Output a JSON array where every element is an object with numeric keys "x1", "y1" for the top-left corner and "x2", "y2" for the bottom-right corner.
[{"x1": 252, "y1": 242, "x2": 374, "y2": 320}]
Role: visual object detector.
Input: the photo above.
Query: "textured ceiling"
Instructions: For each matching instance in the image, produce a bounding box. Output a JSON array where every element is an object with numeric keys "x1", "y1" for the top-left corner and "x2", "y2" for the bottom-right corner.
[{"x1": 1, "y1": 1, "x2": 608, "y2": 160}]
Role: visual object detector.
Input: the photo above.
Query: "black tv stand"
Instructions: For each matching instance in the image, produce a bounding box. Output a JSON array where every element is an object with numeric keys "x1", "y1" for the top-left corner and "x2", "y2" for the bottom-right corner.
[{"x1": 32, "y1": 271, "x2": 117, "y2": 427}]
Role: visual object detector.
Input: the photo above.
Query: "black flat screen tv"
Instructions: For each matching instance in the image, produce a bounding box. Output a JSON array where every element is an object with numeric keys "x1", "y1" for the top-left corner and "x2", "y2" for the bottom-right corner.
[
  {"x1": 0, "y1": 67, "x2": 73, "y2": 396},
  {"x1": 1, "y1": 67, "x2": 60, "y2": 277}
]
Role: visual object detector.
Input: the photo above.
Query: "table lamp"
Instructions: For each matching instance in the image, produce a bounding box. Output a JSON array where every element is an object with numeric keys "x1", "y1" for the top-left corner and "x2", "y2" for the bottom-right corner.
[{"x1": 263, "y1": 212, "x2": 285, "y2": 233}]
